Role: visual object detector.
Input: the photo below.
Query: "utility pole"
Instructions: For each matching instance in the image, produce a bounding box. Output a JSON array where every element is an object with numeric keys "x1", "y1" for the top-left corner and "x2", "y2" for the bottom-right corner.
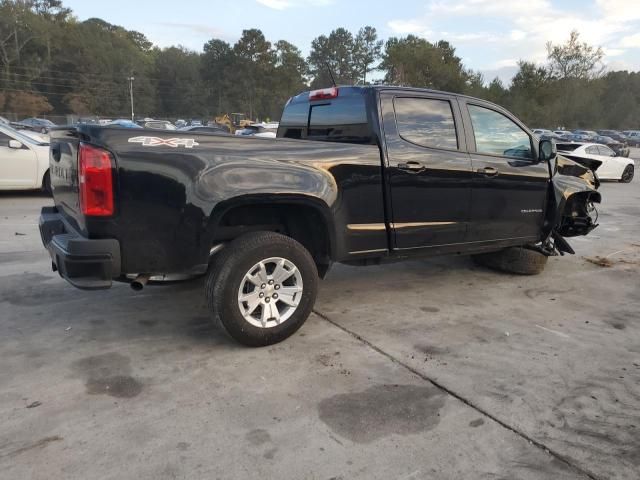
[{"x1": 128, "y1": 76, "x2": 135, "y2": 121}]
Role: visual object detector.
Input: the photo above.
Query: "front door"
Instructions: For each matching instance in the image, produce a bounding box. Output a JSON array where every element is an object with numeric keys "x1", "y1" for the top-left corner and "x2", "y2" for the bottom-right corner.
[
  {"x1": 460, "y1": 101, "x2": 549, "y2": 242},
  {"x1": 380, "y1": 92, "x2": 472, "y2": 250},
  {"x1": 0, "y1": 131, "x2": 38, "y2": 188}
]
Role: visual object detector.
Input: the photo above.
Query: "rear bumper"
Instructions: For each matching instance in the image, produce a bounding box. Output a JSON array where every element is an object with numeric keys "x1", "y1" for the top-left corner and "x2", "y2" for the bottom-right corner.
[{"x1": 39, "y1": 206, "x2": 120, "y2": 290}]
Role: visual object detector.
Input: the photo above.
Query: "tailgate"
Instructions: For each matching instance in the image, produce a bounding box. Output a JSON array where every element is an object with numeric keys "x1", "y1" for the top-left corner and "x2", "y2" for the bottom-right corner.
[{"x1": 49, "y1": 127, "x2": 84, "y2": 232}]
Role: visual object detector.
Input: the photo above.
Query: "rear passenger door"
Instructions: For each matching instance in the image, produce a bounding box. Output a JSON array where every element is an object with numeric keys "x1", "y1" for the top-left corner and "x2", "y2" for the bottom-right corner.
[
  {"x1": 380, "y1": 92, "x2": 472, "y2": 249},
  {"x1": 459, "y1": 101, "x2": 549, "y2": 242}
]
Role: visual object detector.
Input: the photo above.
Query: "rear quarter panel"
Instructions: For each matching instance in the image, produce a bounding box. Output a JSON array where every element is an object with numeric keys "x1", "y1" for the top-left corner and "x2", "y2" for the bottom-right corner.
[{"x1": 79, "y1": 128, "x2": 385, "y2": 274}]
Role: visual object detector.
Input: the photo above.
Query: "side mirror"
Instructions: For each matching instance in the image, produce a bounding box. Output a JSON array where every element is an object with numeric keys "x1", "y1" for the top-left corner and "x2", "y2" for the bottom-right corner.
[
  {"x1": 538, "y1": 139, "x2": 556, "y2": 162},
  {"x1": 8, "y1": 139, "x2": 23, "y2": 149}
]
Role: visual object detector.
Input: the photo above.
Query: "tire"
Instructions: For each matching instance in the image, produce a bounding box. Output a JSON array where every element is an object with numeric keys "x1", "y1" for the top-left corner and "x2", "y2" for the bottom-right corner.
[
  {"x1": 620, "y1": 165, "x2": 634, "y2": 183},
  {"x1": 472, "y1": 247, "x2": 548, "y2": 275},
  {"x1": 42, "y1": 170, "x2": 51, "y2": 195},
  {"x1": 40, "y1": 128, "x2": 47, "y2": 134},
  {"x1": 205, "y1": 231, "x2": 318, "y2": 347}
]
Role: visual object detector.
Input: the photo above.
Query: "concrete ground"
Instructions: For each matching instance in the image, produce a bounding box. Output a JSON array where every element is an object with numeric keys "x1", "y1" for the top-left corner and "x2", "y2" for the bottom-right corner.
[{"x1": 1, "y1": 160, "x2": 638, "y2": 479}]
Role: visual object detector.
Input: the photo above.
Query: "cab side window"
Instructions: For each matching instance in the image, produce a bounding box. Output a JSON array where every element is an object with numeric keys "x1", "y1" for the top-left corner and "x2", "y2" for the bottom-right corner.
[
  {"x1": 394, "y1": 97, "x2": 458, "y2": 150},
  {"x1": 468, "y1": 104, "x2": 532, "y2": 159}
]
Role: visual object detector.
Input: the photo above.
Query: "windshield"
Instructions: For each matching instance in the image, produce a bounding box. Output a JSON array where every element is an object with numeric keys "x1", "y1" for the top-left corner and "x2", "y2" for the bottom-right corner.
[{"x1": 0, "y1": 124, "x2": 49, "y2": 146}]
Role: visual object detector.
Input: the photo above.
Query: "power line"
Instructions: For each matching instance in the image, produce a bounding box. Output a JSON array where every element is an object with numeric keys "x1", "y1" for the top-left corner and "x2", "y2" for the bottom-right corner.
[
  {"x1": 0, "y1": 87, "x2": 128, "y2": 99},
  {"x1": 1, "y1": 82, "x2": 208, "y2": 97},
  {"x1": 3, "y1": 65, "x2": 171, "y2": 83}
]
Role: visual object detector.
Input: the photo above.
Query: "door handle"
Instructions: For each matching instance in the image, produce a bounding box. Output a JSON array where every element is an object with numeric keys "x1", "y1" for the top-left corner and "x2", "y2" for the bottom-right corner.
[
  {"x1": 477, "y1": 166, "x2": 499, "y2": 177},
  {"x1": 398, "y1": 161, "x2": 425, "y2": 171}
]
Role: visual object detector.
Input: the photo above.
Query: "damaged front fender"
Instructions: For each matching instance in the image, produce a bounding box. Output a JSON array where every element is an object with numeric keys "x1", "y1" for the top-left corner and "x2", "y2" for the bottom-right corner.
[{"x1": 546, "y1": 154, "x2": 601, "y2": 241}]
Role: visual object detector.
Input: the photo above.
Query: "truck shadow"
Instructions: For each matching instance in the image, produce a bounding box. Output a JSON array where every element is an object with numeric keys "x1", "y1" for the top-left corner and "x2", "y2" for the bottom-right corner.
[
  {"x1": 78, "y1": 255, "x2": 493, "y2": 348},
  {"x1": 8, "y1": 275, "x2": 240, "y2": 351},
  {"x1": 322, "y1": 254, "x2": 495, "y2": 290},
  {"x1": 6, "y1": 254, "x2": 498, "y2": 354}
]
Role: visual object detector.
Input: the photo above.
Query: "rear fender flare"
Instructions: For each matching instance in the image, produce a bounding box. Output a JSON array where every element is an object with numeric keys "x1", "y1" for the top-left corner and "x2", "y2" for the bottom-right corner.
[{"x1": 204, "y1": 194, "x2": 337, "y2": 260}]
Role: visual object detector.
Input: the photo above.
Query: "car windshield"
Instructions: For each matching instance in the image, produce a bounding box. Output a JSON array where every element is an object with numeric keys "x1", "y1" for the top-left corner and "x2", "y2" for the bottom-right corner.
[
  {"x1": 0, "y1": 124, "x2": 49, "y2": 145},
  {"x1": 556, "y1": 143, "x2": 581, "y2": 152}
]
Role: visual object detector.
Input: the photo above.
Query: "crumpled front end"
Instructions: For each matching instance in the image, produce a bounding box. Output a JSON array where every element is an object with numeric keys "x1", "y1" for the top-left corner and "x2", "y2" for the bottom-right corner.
[{"x1": 543, "y1": 155, "x2": 601, "y2": 254}]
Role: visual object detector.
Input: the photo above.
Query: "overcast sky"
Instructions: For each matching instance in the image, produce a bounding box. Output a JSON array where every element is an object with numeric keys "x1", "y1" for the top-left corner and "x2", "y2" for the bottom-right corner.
[{"x1": 64, "y1": 0, "x2": 640, "y2": 84}]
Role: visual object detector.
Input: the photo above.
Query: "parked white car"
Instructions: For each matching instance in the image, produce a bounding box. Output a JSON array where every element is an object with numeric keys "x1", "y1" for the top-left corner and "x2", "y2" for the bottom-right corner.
[
  {"x1": 0, "y1": 124, "x2": 51, "y2": 192},
  {"x1": 557, "y1": 142, "x2": 635, "y2": 182}
]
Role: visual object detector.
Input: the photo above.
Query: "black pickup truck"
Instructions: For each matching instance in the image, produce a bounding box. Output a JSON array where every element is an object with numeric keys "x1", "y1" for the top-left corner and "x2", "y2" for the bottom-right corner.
[{"x1": 40, "y1": 86, "x2": 601, "y2": 346}]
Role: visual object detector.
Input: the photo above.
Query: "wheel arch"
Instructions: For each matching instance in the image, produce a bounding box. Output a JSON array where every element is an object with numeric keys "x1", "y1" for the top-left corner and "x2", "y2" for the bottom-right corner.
[{"x1": 205, "y1": 194, "x2": 337, "y2": 277}]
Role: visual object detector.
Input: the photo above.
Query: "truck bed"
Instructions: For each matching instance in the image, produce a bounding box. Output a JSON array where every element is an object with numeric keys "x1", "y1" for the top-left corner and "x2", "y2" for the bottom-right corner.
[{"x1": 48, "y1": 126, "x2": 386, "y2": 277}]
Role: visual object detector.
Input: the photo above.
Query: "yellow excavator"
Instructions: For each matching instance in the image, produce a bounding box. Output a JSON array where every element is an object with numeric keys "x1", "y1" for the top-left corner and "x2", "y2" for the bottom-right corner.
[{"x1": 213, "y1": 113, "x2": 254, "y2": 134}]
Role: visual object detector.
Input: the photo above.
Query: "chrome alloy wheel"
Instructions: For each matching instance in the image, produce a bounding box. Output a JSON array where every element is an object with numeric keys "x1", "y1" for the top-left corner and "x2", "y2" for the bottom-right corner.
[{"x1": 237, "y1": 257, "x2": 303, "y2": 328}]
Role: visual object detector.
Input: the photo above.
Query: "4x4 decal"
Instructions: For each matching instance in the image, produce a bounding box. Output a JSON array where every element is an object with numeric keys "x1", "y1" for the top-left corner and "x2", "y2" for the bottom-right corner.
[{"x1": 128, "y1": 136, "x2": 199, "y2": 148}]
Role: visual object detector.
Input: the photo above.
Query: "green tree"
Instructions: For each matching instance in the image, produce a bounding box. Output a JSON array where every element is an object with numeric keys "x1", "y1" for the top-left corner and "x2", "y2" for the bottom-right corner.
[
  {"x1": 547, "y1": 30, "x2": 604, "y2": 80},
  {"x1": 485, "y1": 77, "x2": 508, "y2": 105},
  {"x1": 51, "y1": 18, "x2": 156, "y2": 116},
  {"x1": 381, "y1": 36, "x2": 470, "y2": 92},
  {"x1": 464, "y1": 71, "x2": 485, "y2": 98},
  {"x1": 2, "y1": 2, "x2": 639, "y2": 130},
  {"x1": 154, "y1": 47, "x2": 203, "y2": 118},
  {"x1": 271, "y1": 40, "x2": 307, "y2": 117},
  {"x1": 507, "y1": 61, "x2": 552, "y2": 126},
  {"x1": 353, "y1": 26, "x2": 382, "y2": 84},
  {"x1": 308, "y1": 28, "x2": 358, "y2": 87},
  {"x1": 232, "y1": 28, "x2": 276, "y2": 119},
  {"x1": 201, "y1": 38, "x2": 233, "y2": 116}
]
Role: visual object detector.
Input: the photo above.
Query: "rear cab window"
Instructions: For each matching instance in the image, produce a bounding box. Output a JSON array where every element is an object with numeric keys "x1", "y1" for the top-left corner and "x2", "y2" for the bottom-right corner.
[{"x1": 277, "y1": 87, "x2": 374, "y2": 144}]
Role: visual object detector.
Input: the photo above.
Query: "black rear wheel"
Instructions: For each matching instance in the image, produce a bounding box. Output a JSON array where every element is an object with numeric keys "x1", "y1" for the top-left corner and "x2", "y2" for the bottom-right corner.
[
  {"x1": 205, "y1": 231, "x2": 318, "y2": 347},
  {"x1": 620, "y1": 165, "x2": 634, "y2": 183}
]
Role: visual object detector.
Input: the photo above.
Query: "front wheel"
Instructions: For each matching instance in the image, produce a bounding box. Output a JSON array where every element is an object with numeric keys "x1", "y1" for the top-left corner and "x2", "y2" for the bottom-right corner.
[
  {"x1": 620, "y1": 165, "x2": 634, "y2": 183},
  {"x1": 205, "y1": 231, "x2": 318, "y2": 347},
  {"x1": 472, "y1": 246, "x2": 548, "y2": 275}
]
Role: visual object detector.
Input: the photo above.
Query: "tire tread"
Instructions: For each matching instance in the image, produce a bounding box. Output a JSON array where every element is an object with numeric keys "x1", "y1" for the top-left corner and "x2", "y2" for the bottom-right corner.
[{"x1": 473, "y1": 247, "x2": 548, "y2": 275}]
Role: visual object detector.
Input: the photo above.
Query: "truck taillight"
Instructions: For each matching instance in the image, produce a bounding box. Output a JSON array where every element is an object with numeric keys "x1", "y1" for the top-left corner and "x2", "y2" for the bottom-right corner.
[
  {"x1": 309, "y1": 87, "x2": 338, "y2": 101},
  {"x1": 78, "y1": 143, "x2": 114, "y2": 216}
]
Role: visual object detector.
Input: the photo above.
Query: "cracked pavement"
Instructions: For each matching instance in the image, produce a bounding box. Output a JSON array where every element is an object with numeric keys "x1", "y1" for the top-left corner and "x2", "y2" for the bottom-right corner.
[{"x1": 1, "y1": 160, "x2": 639, "y2": 479}]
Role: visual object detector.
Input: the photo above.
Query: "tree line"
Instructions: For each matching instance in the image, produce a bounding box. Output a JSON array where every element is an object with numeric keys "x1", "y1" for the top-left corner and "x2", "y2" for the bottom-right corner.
[{"x1": 1, "y1": 0, "x2": 639, "y2": 129}]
